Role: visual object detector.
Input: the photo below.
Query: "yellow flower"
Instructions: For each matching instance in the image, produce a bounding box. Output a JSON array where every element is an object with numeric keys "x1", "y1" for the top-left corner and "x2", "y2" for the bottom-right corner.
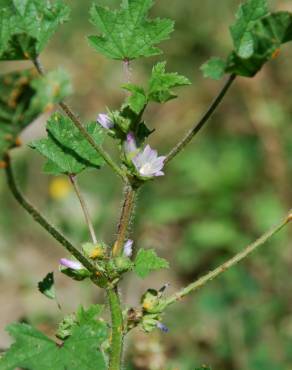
[{"x1": 49, "y1": 177, "x2": 71, "y2": 200}]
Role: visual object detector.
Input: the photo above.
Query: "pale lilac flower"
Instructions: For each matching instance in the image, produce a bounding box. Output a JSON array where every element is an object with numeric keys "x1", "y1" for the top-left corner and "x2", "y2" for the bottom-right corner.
[
  {"x1": 132, "y1": 145, "x2": 166, "y2": 178},
  {"x1": 60, "y1": 258, "x2": 83, "y2": 270},
  {"x1": 124, "y1": 132, "x2": 137, "y2": 154},
  {"x1": 157, "y1": 322, "x2": 169, "y2": 333},
  {"x1": 123, "y1": 239, "x2": 133, "y2": 257},
  {"x1": 97, "y1": 113, "x2": 114, "y2": 129}
]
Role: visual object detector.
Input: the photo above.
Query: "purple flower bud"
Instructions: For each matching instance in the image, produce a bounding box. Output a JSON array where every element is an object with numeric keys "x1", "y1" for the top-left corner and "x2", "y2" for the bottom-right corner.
[
  {"x1": 132, "y1": 145, "x2": 166, "y2": 178},
  {"x1": 97, "y1": 113, "x2": 114, "y2": 129},
  {"x1": 60, "y1": 258, "x2": 83, "y2": 270},
  {"x1": 123, "y1": 239, "x2": 133, "y2": 257},
  {"x1": 157, "y1": 322, "x2": 169, "y2": 333},
  {"x1": 124, "y1": 132, "x2": 137, "y2": 154}
]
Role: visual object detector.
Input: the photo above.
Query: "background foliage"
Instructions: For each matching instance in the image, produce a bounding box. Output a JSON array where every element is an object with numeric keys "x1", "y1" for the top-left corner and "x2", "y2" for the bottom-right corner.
[{"x1": 1, "y1": 0, "x2": 292, "y2": 369}]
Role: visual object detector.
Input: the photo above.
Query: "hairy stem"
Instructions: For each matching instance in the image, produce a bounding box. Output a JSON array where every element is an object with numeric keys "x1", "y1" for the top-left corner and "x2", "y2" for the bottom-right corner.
[
  {"x1": 164, "y1": 214, "x2": 291, "y2": 307},
  {"x1": 69, "y1": 175, "x2": 97, "y2": 244},
  {"x1": 107, "y1": 288, "x2": 124, "y2": 370},
  {"x1": 4, "y1": 155, "x2": 96, "y2": 273},
  {"x1": 32, "y1": 57, "x2": 126, "y2": 181},
  {"x1": 113, "y1": 185, "x2": 137, "y2": 256},
  {"x1": 165, "y1": 74, "x2": 236, "y2": 164}
]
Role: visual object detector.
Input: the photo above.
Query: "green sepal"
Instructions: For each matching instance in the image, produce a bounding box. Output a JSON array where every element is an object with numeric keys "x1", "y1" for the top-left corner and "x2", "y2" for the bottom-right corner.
[
  {"x1": 59, "y1": 266, "x2": 91, "y2": 281},
  {"x1": 141, "y1": 289, "x2": 167, "y2": 314},
  {"x1": 82, "y1": 242, "x2": 106, "y2": 260}
]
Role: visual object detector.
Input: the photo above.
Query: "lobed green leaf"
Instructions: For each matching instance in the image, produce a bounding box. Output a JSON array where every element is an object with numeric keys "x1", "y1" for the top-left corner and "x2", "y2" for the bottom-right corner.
[
  {"x1": 88, "y1": 0, "x2": 174, "y2": 61},
  {"x1": 30, "y1": 113, "x2": 105, "y2": 176},
  {"x1": 0, "y1": 319, "x2": 107, "y2": 370}
]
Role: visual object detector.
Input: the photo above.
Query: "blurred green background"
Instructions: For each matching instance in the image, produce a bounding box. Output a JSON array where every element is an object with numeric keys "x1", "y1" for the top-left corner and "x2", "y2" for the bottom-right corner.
[{"x1": 1, "y1": 0, "x2": 292, "y2": 369}]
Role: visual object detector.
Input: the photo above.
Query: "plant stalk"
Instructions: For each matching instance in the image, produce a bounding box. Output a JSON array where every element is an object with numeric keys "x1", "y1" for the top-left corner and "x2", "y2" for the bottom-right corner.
[
  {"x1": 107, "y1": 288, "x2": 124, "y2": 370},
  {"x1": 113, "y1": 185, "x2": 137, "y2": 256},
  {"x1": 4, "y1": 155, "x2": 96, "y2": 273},
  {"x1": 165, "y1": 74, "x2": 236, "y2": 164},
  {"x1": 69, "y1": 175, "x2": 97, "y2": 244},
  {"x1": 164, "y1": 214, "x2": 291, "y2": 307}
]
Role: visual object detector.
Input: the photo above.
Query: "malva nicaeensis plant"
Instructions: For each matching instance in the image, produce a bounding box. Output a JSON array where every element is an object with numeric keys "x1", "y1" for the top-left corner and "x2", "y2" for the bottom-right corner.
[{"x1": 1, "y1": 0, "x2": 292, "y2": 369}]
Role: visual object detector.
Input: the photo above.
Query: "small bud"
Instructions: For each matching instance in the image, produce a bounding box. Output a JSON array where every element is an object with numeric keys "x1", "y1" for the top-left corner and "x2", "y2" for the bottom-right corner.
[
  {"x1": 124, "y1": 133, "x2": 137, "y2": 154},
  {"x1": 97, "y1": 113, "x2": 114, "y2": 129},
  {"x1": 59, "y1": 258, "x2": 83, "y2": 270},
  {"x1": 156, "y1": 322, "x2": 169, "y2": 333}
]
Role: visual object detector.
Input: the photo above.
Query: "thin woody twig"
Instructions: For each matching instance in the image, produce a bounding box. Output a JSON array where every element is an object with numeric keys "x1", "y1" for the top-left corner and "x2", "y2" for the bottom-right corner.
[
  {"x1": 69, "y1": 175, "x2": 97, "y2": 244},
  {"x1": 165, "y1": 74, "x2": 236, "y2": 164},
  {"x1": 113, "y1": 185, "x2": 137, "y2": 257},
  {"x1": 164, "y1": 213, "x2": 291, "y2": 308},
  {"x1": 4, "y1": 155, "x2": 96, "y2": 274}
]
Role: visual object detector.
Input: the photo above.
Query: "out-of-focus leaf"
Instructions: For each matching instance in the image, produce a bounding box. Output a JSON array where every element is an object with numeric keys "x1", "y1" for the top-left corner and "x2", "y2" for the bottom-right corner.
[
  {"x1": 0, "y1": 69, "x2": 69, "y2": 159},
  {"x1": 202, "y1": 0, "x2": 292, "y2": 78},
  {"x1": 230, "y1": 0, "x2": 269, "y2": 58},
  {"x1": 0, "y1": 0, "x2": 69, "y2": 60},
  {"x1": 201, "y1": 57, "x2": 226, "y2": 80},
  {"x1": 30, "y1": 69, "x2": 72, "y2": 112}
]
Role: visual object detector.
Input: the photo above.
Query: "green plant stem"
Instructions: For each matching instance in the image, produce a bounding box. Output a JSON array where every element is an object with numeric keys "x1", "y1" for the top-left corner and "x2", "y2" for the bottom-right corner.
[
  {"x1": 4, "y1": 155, "x2": 96, "y2": 274},
  {"x1": 165, "y1": 74, "x2": 236, "y2": 164},
  {"x1": 69, "y1": 175, "x2": 97, "y2": 244},
  {"x1": 164, "y1": 214, "x2": 291, "y2": 307},
  {"x1": 32, "y1": 57, "x2": 126, "y2": 181},
  {"x1": 113, "y1": 185, "x2": 137, "y2": 256},
  {"x1": 107, "y1": 288, "x2": 124, "y2": 370}
]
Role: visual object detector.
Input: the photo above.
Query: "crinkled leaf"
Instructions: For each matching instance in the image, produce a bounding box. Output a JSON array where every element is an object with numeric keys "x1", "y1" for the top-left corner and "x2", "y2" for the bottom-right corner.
[
  {"x1": 38, "y1": 272, "x2": 55, "y2": 300},
  {"x1": 30, "y1": 134, "x2": 87, "y2": 175},
  {"x1": 47, "y1": 113, "x2": 105, "y2": 168},
  {"x1": 57, "y1": 304, "x2": 104, "y2": 339},
  {"x1": 30, "y1": 69, "x2": 72, "y2": 112},
  {"x1": 148, "y1": 62, "x2": 191, "y2": 103},
  {"x1": 88, "y1": 0, "x2": 174, "y2": 61},
  {"x1": 202, "y1": 0, "x2": 292, "y2": 79},
  {"x1": 200, "y1": 57, "x2": 227, "y2": 80},
  {"x1": 230, "y1": 0, "x2": 269, "y2": 58},
  {"x1": 0, "y1": 320, "x2": 107, "y2": 370},
  {"x1": 0, "y1": 69, "x2": 68, "y2": 159},
  {"x1": 0, "y1": 0, "x2": 70, "y2": 60},
  {"x1": 30, "y1": 113, "x2": 105, "y2": 175},
  {"x1": 134, "y1": 248, "x2": 169, "y2": 278}
]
